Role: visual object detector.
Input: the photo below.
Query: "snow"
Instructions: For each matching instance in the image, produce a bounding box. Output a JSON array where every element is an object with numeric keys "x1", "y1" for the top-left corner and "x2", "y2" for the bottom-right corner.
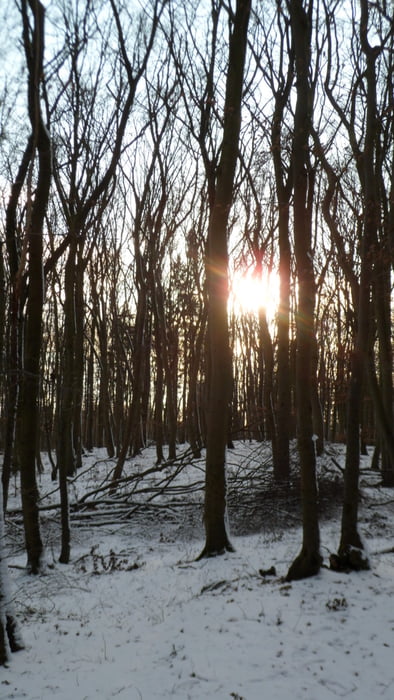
[{"x1": 2, "y1": 442, "x2": 394, "y2": 699}]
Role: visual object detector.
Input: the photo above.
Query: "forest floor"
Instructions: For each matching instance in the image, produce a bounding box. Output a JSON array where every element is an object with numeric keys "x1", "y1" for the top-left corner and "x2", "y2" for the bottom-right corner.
[{"x1": 2, "y1": 441, "x2": 394, "y2": 699}]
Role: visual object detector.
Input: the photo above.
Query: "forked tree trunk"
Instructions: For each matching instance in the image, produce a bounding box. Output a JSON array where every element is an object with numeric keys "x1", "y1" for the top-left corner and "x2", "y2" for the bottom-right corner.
[{"x1": 18, "y1": 0, "x2": 51, "y2": 574}]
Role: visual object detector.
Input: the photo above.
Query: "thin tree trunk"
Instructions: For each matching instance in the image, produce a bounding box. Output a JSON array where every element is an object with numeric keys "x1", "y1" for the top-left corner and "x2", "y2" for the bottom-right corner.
[
  {"x1": 337, "y1": 0, "x2": 379, "y2": 570},
  {"x1": 2, "y1": 137, "x2": 33, "y2": 511},
  {"x1": 72, "y1": 246, "x2": 85, "y2": 469},
  {"x1": 258, "y1": 307, "x2": 276, "y2": 453},
  {"x1": 372, "y1": 244, "x2": 394, "y2": 485},
  {"x1": 0, "y1": 480, "x2": 24, "y2": 664},
  {"x1": 56, "y1": 239, "x2": 75, "y2": 561},
  {"x1": 187, "y1": 307, "x2": 207, "y2": 457},
  {"x1": 270, "y1": 16, "x2": 293, "y2": 482}
]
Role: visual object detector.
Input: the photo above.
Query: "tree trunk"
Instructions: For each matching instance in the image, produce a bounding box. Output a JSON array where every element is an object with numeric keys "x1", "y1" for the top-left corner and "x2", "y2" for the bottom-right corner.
[
  {"x1": 110, "y1": 268, "x2": 148, "y2": 487},
  {"x1": 372, "y1": 242, "x2": 394, "y2": 485},
  {"x1": 2, "y1": 137, "x2": 33, "y2": 511},
  {"x1": 186, "y1": 307, "x2": 207, "y2": 457},
  {"x1": 286, "y1": 0, "x2": 321, "y2": 582},
  {"x1": 72, "y1": 245, "x2": 85, "y2": 469},
  {"x1": 18, "y1": 0, "x2": 51, "y2": 574},
  {"x1": 0, "y1": 480, "x2": 24, "y2": 664},
  {"x1": 199, "y1": 0, "x2": 251, "y2": 558},
  {"x1": 84, "y1": 331, "x2": 95, "y2": 452},
  {"x1": 311, "y1": 335, "x2": 324, "y2": 456},
  {"x1": 275, "y1": 217, "x2": 291, "y2": 480},
  {"x1": 258, "y1": 307, "x2": 276, "y2": 453},
  {"x1": 337, "y1": 0, "x2": 379, "y2": 570},
  {"x1": 270, "y1": 15, "x2": 293, "y2": 482}
]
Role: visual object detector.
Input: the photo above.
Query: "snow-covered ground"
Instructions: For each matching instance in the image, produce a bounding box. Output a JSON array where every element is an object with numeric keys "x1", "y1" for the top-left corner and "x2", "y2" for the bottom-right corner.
[{"x1": 2, "y1": 442, "x2": 394, "y2": 699}]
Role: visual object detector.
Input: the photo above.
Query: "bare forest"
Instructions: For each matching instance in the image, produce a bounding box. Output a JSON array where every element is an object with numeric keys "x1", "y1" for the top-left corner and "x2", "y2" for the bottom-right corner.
[{"x1": 0, "y1": 0, "x2": 393, "y2": 669}]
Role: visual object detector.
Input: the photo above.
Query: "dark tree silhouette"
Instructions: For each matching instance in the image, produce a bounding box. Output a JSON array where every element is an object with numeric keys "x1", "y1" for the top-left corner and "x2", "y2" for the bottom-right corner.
[
  {"x1": 18, "y1": 0, "x2": 52, "y2": 573},
  {"x1": 286, "y1": 0, "x2": 322, "y2": 581},
  {"x1": 199, "y1": 0, "x2": 251, "y2": 558}
]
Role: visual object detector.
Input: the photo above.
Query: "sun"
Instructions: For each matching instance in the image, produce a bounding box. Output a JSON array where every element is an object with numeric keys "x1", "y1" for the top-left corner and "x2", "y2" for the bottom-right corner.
[{"x1": 229, "y1": 269, "x2": 279, "y2": 320}]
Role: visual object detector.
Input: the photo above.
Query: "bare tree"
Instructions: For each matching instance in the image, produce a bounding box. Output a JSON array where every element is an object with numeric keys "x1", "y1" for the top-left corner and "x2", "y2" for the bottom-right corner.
[
  {"x1": 319, "y1": 0, "x2": 393, "y2": 569},
  {"x1": 286, "y1": 0, "x2": 322, "y2": 581},
  {"x1": 199, "y1": 0, "x2": 251, "y2": 558},
  {"x1": 17, "y1": 0, "x2": 52, "y2": 573},
  {"x1": 336, "y1": 0, "x2": 391, "y2": 569}
]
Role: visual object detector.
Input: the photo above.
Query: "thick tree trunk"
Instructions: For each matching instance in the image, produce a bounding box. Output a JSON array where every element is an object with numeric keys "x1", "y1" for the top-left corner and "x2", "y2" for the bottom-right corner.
[
  {"x1": 199, "y1": 0, "x2": 250, "y2": 558},
  {"x1": 286, "y1": 0, "x2": 321, "y2": 582},
  {"x1": 18, "y1": 0, "x2": 51, "y2": 573}
]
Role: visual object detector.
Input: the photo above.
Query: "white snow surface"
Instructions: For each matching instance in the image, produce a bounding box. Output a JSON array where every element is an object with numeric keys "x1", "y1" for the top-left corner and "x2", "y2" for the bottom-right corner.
[{"x1": 2, "y1": 442, "x2": 394, "y2": 699}]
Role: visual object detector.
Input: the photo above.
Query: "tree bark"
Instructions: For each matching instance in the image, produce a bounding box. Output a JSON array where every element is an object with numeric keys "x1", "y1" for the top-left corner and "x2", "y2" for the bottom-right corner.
[
  {"x1": 18, "y1": 0, "x2": 51, "y2": 573},
  {"x1": 337, "y1": 0, "x2": 380, "y2": 570},
  {"x1": 0, "y1": 480, "x2": 24, "y2": 664},
  {"x1": 2, "y1": 137, "x2": 34, "y2": 511},
  {"x1": 270, "y1": 8, "x2": 293, "y2": 482},
  {"x1": 199, "y1": 0, "x2": 251, "y2": 558},
  {"x1": 286, "y1": 0, "x2": 321, "y2": 582}
]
